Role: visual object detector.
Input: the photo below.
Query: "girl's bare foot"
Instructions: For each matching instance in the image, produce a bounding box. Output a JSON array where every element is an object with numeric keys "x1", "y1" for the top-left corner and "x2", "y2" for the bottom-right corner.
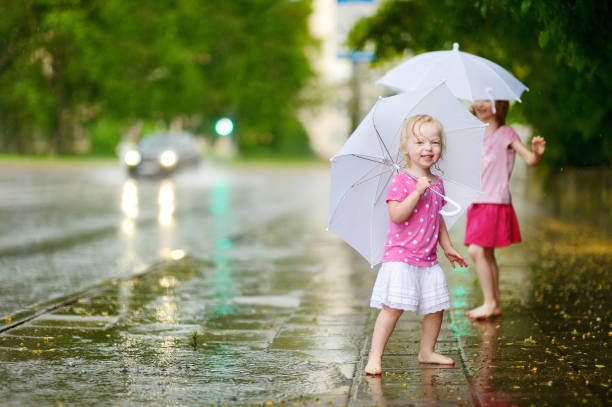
[
  {"x1": 364, "y1": 355, "x2": 382, "y2": 375},
  {"x1": 418, "y1": 351, "x2": 455, "y2": 365},
  {"x1": 466, "y1": 303, "x2": 501, "y2": 320}
]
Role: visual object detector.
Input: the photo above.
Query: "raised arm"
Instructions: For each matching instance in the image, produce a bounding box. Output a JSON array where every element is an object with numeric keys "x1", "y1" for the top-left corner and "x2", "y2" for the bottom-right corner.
[{"x1": 510, "y1": 136, "x2": 546, "y2": 167}]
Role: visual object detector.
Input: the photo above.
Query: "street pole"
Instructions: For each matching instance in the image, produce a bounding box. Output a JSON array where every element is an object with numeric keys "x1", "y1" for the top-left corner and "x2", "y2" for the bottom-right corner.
[{"x1": 349, "y1": 56, "x2": 361, "y2": 132}]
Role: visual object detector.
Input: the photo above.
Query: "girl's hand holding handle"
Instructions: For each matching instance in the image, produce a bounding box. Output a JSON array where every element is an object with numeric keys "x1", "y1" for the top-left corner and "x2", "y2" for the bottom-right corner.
[
  {"x1": 416, "y1": 177, "x2": 432, "y2": 195},
  {"x1": 444, "y1": 246, "x2": 468, "y2": 269},
  {"x1": 531, "y1": 136, "x2": 546, "y2": 157}
]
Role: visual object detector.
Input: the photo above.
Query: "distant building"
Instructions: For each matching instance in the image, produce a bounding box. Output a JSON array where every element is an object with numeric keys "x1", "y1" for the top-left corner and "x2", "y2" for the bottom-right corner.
[{"x1": 301, "y1": 0, "x2": 381, "y2": 160}]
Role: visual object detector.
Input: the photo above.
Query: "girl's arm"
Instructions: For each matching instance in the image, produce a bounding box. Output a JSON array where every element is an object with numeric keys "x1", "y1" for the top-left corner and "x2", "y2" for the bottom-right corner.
[
  {"x1": 510, "y1": 136, "x2": 546, "y2": 167},
  {"x1": 438, "y1": 218, "x2": 468, "y2": 268},
  {"x1": 388, "y1": 176, "x2": 430, "y2": 223}
]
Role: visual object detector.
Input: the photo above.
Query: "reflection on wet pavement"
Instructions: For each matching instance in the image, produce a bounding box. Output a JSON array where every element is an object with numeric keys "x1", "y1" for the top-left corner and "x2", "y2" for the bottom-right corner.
[
  {"x1": 445, "y1": 211, "x2": 611, "y2": 406},
  {"x1": 1, "y1": 162, "x2": 366, "y2": 405},
  {"x1": 0, "y1": 162, "x2": 610, "y2": 405}
]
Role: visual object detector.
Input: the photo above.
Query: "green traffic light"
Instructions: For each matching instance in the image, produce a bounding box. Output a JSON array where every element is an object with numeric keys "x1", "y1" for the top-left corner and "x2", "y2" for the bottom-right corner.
[{"x1": 215, "y1": 118, "x2": 234, "y2": 136}]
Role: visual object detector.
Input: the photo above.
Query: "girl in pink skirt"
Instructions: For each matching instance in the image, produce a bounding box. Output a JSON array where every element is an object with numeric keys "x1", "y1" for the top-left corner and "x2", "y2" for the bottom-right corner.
[{"x1": 465, "y1": 100, "x2": 546, "y2": 320}]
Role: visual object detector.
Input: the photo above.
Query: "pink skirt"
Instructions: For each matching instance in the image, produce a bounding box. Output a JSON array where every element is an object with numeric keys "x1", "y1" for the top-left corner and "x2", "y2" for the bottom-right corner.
[{"x1": 464, "y1": 203, "x2": 521, "y2": 248}]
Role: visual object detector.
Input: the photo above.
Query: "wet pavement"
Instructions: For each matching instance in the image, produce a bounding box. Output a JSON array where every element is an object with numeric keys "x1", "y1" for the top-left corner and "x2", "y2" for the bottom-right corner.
[{"x1": 0, "y1": 160, "x2": 610, "y2": 406}]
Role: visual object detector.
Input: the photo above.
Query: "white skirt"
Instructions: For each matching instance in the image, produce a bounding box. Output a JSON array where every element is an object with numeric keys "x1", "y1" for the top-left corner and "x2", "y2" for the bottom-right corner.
[{"x1": 370, "y1": 262, "x2": 451, "y2": 315}]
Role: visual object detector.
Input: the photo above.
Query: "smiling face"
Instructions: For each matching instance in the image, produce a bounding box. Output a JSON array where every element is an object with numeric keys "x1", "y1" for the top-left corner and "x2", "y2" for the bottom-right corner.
[
  {"x1": 472, "y1": 100, "x2": 509, "y2": 125},
  {"x1": 405, "y1": 123, "x2": 442, "y2": 170},
  {"x1": 400, "y1": 116, "x2": 444, "y2": 172},
  {"x1": 473, "y1": 100, "x2": 494, "y2": 122}
]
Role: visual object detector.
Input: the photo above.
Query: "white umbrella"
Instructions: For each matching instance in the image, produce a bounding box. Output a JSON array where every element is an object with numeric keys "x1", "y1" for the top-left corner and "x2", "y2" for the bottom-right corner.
[
  {"x1": 328, "y1": 82, "x2": 486, "y2": 267},
  {"x1": 377, "y1": 43, "x2": 528, "y2": 112}
]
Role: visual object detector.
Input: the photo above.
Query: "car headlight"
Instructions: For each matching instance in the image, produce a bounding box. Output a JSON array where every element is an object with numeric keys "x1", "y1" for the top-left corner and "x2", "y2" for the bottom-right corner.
[
  {"x1": 124, "y1": 150, "x2": 141, "y2": 166},
  {"x1": 159, "y1": 150, "x2": 177, "y2": 167}
]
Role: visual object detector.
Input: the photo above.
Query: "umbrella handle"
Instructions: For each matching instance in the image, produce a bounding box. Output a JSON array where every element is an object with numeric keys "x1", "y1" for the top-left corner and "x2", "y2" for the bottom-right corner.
[
  {"x1": 438, "y1": 194, "x2": 462, "y2": 217},
  {"x1": 485, "y1": 87, "x2": 496, "y2": 114},
  {"x1": 400, "y1": 170, "x2": 463, "y2": 217}
]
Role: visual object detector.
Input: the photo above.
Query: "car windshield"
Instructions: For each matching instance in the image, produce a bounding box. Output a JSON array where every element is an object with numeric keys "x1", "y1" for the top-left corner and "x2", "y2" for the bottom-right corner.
[{"x1": 138, "y1": 132, "x2": 194, "y2": 152}]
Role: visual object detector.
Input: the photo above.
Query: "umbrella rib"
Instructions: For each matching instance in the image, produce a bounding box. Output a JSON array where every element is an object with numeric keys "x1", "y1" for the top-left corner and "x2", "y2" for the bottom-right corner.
[
  {"x1": 415, "y1": 54, "x2": 448, "y2": 92},
  {"x1": 350, "y1": 154, "x2": 387, "y2": 165},
  {"x1": 445, "y1": 124, "x2": 488, "y2": 134},
  {"x1": 475, "y1": 56, "x2": 523, "y2": 100},
  {"x1": 372, "y1": 168, "x2": 395, "y2": 206},
  {"x1": 369, "y1": 193, "x2": 375, "y2": 267},
  {"x1": 328, "y1": 164, "x2": 394, "y2": 226},
  {"x1": 371, "y1": 100, "x2": 395, "y2": 163},
  {"x1": 370, "y1": 169, "x2": 395, "y2": 267},
  {"x1": 352, "y1": 167, "x2": 395, "y2": 188},
  {"x1": 454, "y1": 50, "x2": 474, "y2": 101}
]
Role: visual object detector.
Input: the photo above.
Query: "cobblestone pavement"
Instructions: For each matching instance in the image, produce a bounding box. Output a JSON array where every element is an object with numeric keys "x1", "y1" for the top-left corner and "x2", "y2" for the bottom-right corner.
[{"x1": 1, "y1": 162, "x2": 609, "y2": 406}]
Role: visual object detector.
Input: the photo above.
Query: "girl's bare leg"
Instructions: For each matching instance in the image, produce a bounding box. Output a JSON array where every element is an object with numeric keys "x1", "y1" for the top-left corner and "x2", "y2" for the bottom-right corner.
[
  {"x1": 466, "y1": 244, "x2": 501, "y2": 319},
  {"x1": 364, "y1": 306, "x2": 403, "y2": 375},
  {"x1": 418, "y1": 310, "x2": 454, "y2": 365},
  {"x1": 484, "y1": 248, "x2": 502, "y2": 316}
]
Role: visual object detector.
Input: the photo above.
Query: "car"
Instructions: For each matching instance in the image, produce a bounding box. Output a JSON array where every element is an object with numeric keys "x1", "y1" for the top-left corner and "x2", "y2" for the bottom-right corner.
[{"x1": 122, "y1": 131, "x2": 200, "y2": 177}]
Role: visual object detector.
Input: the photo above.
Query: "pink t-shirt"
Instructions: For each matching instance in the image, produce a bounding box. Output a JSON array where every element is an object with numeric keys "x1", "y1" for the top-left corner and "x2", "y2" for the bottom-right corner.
[
  {"x1": 383, "y1": 173, "x2": 445, "y2": 267},
  {"x1": 475, "y1": 125, "x2": 520, "y2": 204}
]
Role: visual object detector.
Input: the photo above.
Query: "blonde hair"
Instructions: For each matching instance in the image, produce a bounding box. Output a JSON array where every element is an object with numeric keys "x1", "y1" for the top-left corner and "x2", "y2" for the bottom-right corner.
[{"x1": 400, "y1": 114, "x2": 445, "y2": 164}]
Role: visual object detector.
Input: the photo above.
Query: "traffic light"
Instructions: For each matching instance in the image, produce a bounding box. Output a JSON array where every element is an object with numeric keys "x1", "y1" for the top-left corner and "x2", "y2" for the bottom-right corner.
[{"x1": 215, "y1": 118, "x2": 234, "y2": 137}]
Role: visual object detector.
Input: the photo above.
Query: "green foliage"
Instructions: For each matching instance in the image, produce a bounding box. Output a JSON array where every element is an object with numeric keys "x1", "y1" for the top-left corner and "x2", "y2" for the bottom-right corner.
[
  {"x1": 348, "y1": 0, "x2": 611, "y2": 168},
  {"x1": 0, "y1": 0, "x2": 316, "y2": 156}
]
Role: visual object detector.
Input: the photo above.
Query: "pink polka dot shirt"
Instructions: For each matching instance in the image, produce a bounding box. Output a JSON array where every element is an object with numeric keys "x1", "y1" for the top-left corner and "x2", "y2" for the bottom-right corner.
[{"x1": 383, "y1": 173, "x2": 446, "y2": 267}]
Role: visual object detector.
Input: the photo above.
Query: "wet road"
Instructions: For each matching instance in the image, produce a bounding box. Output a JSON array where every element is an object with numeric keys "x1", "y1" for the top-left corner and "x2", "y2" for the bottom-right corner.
[
  {"x1": 0, "y1": 160, "x2": 323, "y2": 318},
  {"x1": 0, "y1": 160, "x2": 610, "y2": 406}
]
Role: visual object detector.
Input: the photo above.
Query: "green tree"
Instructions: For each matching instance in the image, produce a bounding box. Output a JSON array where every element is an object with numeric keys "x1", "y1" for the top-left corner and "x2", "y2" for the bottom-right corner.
[
  {"x1": 348, "y1": 0, "x2": 611, "y2": 168},
  {"x1": 0, "y1": 0, "x2": 316, "y2": 156},
  {"x1": 0, "y1": 1, "x2": 106, "y2": 153}
]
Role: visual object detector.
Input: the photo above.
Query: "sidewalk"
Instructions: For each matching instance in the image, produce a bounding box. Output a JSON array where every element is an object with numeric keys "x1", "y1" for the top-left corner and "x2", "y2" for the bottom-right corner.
[
  {"x1": 347, "y1": 215, "x2": 609, "y2": 407},
  {"x1": 1, "y1": 194, "x2": 610, "y2": 405}
]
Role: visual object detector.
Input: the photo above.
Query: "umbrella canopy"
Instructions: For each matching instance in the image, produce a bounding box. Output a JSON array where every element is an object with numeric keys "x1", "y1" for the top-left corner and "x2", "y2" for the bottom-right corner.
[
  {"x1": 377, "y1": 43, "x2": 528, "y2": 108},
  {"x1": 328, "y1": 82, "x2": 486, "y2": 267}
]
